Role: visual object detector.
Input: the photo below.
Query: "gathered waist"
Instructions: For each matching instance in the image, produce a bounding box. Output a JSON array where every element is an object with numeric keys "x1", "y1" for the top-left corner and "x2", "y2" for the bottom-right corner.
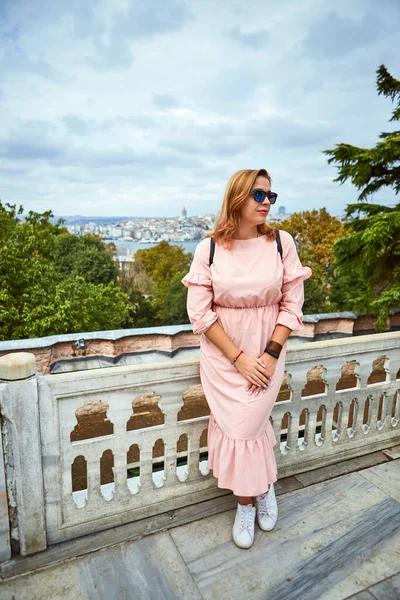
[{"x1": 213, "y1": 302, "x2": 279, "y2": 310}]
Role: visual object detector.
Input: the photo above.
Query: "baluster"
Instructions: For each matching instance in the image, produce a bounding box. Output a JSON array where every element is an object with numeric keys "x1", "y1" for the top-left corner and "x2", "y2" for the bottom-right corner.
[
  {"x1": 377, "y1": 392, "x2": 388, "y2": 431},
  {"x1": 340, "y1": 397, "x2": 352, "y2": 440},
  {"x1": 138, "y1": 441, "x2": 155, "y2": 492},
  {"x1": 86, "y1": 451, "x2": 104, "y2": 509},
  {"x1": 317, "y1": 405, "x2": 327, "y2": 446},
  {"x1": 187, "y1": 434, "x2": 201, "y2": 481},
  {"x1": 367, "y1": 391, "x2": 378, "y2": 430},
  {"x1": 351, "y1": 397, "x2": 365, "y2": 440},
  {"x1": 302, "y1": 408, "x2": 312, "y2": 451},
  {"x1": 163, "y1": 442, "x2": 180, "y2": 486},
  {"x1": 113, "y1": 449, "x2": 131, "y2": 502},
  {"x1": 325, "y1": 403, "x2": 336, "y2": 445},
  {"x1": 286, "y1": 411, "x2": 299, "y2": 453},
  {"x1": 107, "y1": 402, "x2": 132, "y2": 501}
]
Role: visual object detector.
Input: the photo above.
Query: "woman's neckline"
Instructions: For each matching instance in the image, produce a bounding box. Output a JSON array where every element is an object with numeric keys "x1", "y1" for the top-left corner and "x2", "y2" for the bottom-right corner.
[{"x1": 232, "y1": 234, "x2": 266, "y2": 242}]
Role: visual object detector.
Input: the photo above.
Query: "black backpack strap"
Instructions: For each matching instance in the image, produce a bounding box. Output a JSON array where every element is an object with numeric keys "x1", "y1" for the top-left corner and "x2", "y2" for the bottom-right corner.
[
  {"x1": 275, "y1": 229, "x2": 283, "y2": 260},
  {"x1": 209, "y1": 236, "x2": 215, "y2": 266}
]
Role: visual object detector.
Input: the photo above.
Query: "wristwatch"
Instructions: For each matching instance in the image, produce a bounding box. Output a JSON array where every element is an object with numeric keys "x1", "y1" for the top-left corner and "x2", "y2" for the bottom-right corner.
[{"x1": 264, "y1": 340, "x2": 283, "y2": 359}]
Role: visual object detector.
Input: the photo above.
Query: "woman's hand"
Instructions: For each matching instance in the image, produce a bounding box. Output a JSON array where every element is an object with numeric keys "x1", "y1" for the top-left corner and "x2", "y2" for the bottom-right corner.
[
  {"x1": 244, "y1": 352, "x2": 278, "y2": 396},
  {"x1": 234, "y1": 352, "x2": 272, "y2": 391}
]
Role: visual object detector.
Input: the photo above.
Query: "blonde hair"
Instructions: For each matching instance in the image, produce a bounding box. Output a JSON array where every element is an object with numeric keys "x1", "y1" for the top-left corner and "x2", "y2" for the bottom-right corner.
[{"x1": 207, "y1": 168, "x2": 276, "y2": 250}]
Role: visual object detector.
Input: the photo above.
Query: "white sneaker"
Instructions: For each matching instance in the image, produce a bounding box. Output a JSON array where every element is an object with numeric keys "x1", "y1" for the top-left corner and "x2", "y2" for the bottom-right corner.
[
  {"x1": 255, "y1": 483, "x2": 278, "y2": 531},
  {"x1": 232, "y1": 503, "x2": 256, "y2": 549}
]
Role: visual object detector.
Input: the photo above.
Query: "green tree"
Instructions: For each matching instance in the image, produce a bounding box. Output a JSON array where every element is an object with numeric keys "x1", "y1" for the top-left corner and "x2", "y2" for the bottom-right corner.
[
  {"x1": 157, "y1": 270, "x2": 190, "y2": 325},
  {"x1": 133, "y1": 240, "x2": 192, "y2": 291},
  {"x1": 323, "y1": 64, "x2": 400, "y2": 331},
  {"x1": 20, "y1": 276, "x2": 130, "y2": 338},
  {"x1": 104, "y1": 240, "x2": 117, "y2": 258},
  {"x1": 117, "y1": 266, "x2": 157, "y2": 328},
  {"x1": 278, "y1": 208, "x2": 345, "y2": 311},
  {"x1": 132, "y1": 241, "x2": 192, "y2": 324},
  {"x1": 0, "y1": 202, "x2": 130, "y2": 340},
  {"x1": 53, "y1": 232, "x2": 118, "y2": 285}
]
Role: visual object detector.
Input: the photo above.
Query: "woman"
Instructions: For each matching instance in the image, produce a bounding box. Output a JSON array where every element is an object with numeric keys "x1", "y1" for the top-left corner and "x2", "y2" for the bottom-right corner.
[{"x1": 181, "y1": 168, "x2": 312, "y2": 549}]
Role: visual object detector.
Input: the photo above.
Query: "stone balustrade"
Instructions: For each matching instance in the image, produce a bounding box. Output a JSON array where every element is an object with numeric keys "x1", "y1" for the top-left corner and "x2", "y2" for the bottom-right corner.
[
  {"x1": 0, "y1": 331, "x2": 399, "y2": 562},
  {"x1": 0, "y1": 310, "x2": 399, "y2": 376}
]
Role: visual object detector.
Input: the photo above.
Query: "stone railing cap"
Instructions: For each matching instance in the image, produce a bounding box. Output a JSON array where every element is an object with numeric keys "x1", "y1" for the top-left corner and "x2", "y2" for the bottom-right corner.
[
  {"x1": 0, "y1": 324, "x2": 194, "y2": 352},
  {"x1": 302, "y1": 311, "x2": 358, "y2": 323},
  {"x1": 0, "y1": 352, "x2": 37, "y2": 381}
]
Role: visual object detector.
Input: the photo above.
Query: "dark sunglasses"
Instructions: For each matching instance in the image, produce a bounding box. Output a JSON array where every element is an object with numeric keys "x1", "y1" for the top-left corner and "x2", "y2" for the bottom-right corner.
[{"x1": 250, "y1": 188, "x2": 278, "y2": 204}]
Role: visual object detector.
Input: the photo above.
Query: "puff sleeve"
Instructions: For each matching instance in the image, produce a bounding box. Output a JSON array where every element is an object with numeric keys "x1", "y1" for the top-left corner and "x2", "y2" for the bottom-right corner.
[
  {"x1": 181, "y1": 238, "x2": 218, "y2": 335},
  {"x1": 276, "y1": 231, "x2": 312, "y2": 332}
]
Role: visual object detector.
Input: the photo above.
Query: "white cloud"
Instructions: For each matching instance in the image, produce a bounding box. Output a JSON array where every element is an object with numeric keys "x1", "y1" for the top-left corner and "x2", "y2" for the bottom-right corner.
[{"x1": 0, "y1": 0, "x2": 399, "y2": 217}]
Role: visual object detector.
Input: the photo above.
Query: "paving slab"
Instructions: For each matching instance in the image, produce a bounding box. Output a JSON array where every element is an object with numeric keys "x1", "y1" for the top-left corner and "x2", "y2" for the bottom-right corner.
[
  {"x1": 294, "y1": 451, "x2": 389, "y2": 487},
  {"x1": 0, "y1": 492, "x2": 235, "y2": 580},
  {"x1": 0, "y1": 478, "x2": 299, "y2": 580},
  {"x1": 357, "y1": 459, "x2": 400, "y2": 502},
  {"x1": 0, "y1": 531, "x2": 202, "y2": 600},
  {"x1": 367, "y1": 572, "x2": 400, "y2": 599},
  {"x1": 345, "y1": 592, "x2": 376, "y2": 600},
  {"x1": 275, "y1": 475, "x2": 304, "y2": 493},
  {"x1": 1, "y1": 459, "x2": 399, "y2": 599},
  {"x1": 382, "y1": 444, "x2": 400, "y2": 460},
  {"x1": 169, "y1": 471, "x2": 400, "y2": 600}
]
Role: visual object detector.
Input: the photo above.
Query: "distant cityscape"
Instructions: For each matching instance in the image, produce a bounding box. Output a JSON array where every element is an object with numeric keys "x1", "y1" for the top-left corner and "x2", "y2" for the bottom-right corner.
[{"x1": 62, "y1": 205, "x2": 291, "y2": 244}]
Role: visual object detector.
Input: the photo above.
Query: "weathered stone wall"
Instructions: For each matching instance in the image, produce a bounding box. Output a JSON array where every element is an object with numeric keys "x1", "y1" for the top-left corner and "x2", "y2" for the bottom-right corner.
[{"x1": 0, "y1": 311, "x2": 398, "y2": 376}]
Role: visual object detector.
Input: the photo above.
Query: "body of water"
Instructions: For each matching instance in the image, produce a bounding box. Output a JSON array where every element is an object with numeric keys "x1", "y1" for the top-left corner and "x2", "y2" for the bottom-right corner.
[{"x1": 114, "y1": 239, "x2": 199, "y2": 257}]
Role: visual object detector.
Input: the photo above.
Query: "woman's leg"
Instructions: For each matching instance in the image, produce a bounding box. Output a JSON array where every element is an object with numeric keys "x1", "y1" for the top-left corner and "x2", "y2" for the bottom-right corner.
[
  {"x1": 237, "y1": 496, "x2": 254, "y2": 505},
  {"x1": 238, "y1": 484, "x2": 271, "y2": 505}
]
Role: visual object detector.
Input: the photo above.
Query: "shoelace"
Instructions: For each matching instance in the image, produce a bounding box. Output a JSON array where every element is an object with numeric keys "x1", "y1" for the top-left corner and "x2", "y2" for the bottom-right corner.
[
  {"x1": 238, "y1": 505, "x2": 254, "y2": 534},
  {"x1": 256, "y1": 491, "x2": 272, "y2": 519}
]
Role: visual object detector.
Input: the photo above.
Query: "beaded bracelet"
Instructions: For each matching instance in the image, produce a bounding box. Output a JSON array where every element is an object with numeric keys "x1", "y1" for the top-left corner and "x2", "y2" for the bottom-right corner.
[{"x1": 231, "y1": 350, "x2": 243, "y2": 364}]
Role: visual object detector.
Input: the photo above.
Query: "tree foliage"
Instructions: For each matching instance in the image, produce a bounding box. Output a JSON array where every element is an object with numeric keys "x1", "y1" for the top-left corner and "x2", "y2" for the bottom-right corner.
[
  {"x1": 0, "y1": 202, "x2": 130, "y2": 340},
  {"x1": 53, "y1": 232, "x2": 118, "y2": 285},
  {"x1": 278, "y1": 208, "x2": 344, "y2": 290},
  {"x1": 131, "y1": 241, "x2": 192, "y2": 325},
  {"x1": 330, "y1": 202, "x2": 400, "y2": 329},
  {"x1": 116, "y1": 266, "x2": 157, "y2": 328},
  {"x1": 17, "y1": 276, "x2": 130, "y2": 339},
  {"x1": 323, "y1": 64, "x2": 400, "y2": 200},
  {"x1": 277, "y1": 208, "x2": 345, "y2": 313},
  {"x1": 133, "y1": 241, "x2": 192, "y2": 292},
  {"x1": 323, "y1": 64, "x2": 400, "y2": 330},
  {"x1": 155, "y1": 270, "x2": 190, "y2": 325}
]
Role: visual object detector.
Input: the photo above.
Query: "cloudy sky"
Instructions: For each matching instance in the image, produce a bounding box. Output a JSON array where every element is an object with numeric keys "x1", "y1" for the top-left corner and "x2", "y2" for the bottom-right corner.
[{"x1": 0, "y1": 0, "x2": 399, "y2": 218}]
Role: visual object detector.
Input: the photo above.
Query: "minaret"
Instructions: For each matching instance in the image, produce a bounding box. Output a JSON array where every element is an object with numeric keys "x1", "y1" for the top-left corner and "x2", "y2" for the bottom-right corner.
[{"x1": 182, "y1": 206, "x2": 187, "y2": 219}]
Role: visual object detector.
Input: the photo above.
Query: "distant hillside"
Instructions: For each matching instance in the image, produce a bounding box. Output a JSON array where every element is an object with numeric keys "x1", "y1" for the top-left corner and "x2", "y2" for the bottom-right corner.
[{"x1": 48, "y1": 216, "x2": 147, "y2": 226}]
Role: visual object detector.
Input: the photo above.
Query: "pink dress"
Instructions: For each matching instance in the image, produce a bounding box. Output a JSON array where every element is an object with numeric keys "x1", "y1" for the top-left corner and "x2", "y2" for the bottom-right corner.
[{"x1": 181, "y1": 231, "x2": 312, "y2": 496}]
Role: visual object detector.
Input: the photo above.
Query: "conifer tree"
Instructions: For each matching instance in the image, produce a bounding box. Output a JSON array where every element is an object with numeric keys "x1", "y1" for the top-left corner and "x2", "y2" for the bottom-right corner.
[{"x1": 324, "y1": 65, "x2": 400, "y2": 331}]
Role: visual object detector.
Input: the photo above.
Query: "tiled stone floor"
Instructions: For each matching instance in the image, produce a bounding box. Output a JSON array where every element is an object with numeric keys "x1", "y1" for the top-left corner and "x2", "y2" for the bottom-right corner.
[{"x1": 0, "y1": 450, "x2": 399, "y2": 600}]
